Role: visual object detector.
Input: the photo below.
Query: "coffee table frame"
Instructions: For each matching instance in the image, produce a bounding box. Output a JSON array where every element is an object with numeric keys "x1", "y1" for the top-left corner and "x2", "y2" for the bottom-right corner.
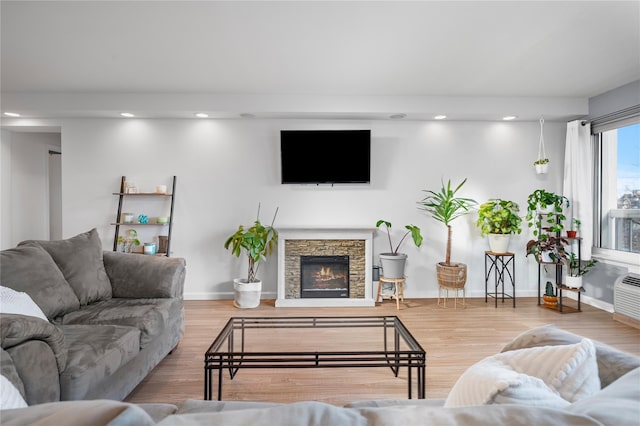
[{"x1": 204, "y1": 316, "x2": 426, "y2": 400}]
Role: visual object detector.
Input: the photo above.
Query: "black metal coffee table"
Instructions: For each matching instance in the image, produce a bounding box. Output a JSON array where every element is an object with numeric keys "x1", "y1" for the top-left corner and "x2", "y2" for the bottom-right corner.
[{"x1": 204, "y1": 316, "x2": 426, "y2": 400}]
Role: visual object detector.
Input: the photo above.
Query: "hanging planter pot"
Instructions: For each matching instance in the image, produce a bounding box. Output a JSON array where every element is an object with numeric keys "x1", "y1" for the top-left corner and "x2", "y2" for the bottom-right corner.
[{"x1": 534, "y1": 117, "x2": 549, "y2": 174}]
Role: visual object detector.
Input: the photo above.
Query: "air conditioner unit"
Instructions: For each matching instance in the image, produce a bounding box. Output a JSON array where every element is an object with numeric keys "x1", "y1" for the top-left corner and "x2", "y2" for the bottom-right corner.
[{"x1": 613, "y1": 273, "x2": 640, "y2": 328}]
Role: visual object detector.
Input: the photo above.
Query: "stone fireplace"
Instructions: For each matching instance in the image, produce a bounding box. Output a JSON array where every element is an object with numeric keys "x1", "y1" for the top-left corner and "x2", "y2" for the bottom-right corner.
[{"x1": 276, "y1": 228, "x2": 375, "y2": 307}]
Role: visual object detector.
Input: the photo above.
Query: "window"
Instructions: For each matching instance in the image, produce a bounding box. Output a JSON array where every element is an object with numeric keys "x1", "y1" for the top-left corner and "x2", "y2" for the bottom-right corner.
[{"x1": 594, "y1": 121, "x2": 640, "y2": 257}]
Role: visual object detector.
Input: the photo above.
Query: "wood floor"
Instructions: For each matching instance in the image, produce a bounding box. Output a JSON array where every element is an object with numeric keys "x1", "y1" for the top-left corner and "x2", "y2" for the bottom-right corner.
[{"x1": 124, "y1": 298, "x2": 640, "y2": 407}]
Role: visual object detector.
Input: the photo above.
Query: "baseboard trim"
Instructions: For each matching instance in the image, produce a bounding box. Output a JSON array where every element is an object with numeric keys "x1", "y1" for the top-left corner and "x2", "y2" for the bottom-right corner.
[{"x1": 185, "y1": 291, "x2": 277, "y2": 300}]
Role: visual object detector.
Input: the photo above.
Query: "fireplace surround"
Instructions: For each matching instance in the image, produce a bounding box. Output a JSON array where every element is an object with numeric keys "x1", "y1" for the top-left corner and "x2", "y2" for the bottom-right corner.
[{"x1": 276, "y1": 228, "x2": 375, "y2": 307}]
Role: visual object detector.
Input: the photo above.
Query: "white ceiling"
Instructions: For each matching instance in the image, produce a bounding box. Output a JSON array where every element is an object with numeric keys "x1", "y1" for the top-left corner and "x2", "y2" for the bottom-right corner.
[{"x1": 1, "y1": 1, "x2": 639, "y2": 121}]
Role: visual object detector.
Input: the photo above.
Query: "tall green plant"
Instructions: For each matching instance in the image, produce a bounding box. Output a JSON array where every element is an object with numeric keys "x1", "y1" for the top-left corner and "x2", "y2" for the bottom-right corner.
[
  {"x1": 418, "y1": 178, "x2": 477, "y2": 266},
  {"x1": 224, "y1": 205, "x2": 279, "y2": 283}
]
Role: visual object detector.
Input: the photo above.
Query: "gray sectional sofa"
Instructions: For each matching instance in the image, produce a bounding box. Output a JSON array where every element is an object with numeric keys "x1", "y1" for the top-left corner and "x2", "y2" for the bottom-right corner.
[
  {"x1": 0, "y1": 228, "x2": 186, "y2": 405},
  {"x1": 2, "y1": 325, "x2": 639, "y2": 425}
]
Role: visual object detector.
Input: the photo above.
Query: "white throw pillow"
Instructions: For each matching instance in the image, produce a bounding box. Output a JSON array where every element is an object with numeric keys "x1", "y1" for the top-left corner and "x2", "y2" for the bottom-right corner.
[
  {"x1": 445, "y1": 338, "x2": 600, "y2": 408},
  {"x1": 0, "y1": 286, "x2": 48, "y2": 321},
  {"x1": 0, "y1": 375, "x2": 27, "y2": 409}
]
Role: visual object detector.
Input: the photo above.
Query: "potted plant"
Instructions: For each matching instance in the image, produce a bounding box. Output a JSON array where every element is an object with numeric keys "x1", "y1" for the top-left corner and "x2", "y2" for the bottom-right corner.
[
  {"x1": 567, "y1": 218, "x2": 580, "y2": 238},
  {"x1": 525, "y1": 189, "x2": 570, "y2": 237},
  {"x1": 418, "y1": 178, "x2": 477, "y2": 290},
  {"x1": 117, "y1": 229, "x2": 140, "y2": 253},
  {"x1": 526, "y1": 236, "x2": 568, "y2": 264},
  {"x1": 564, "y1": 252, "x2": 596, "y2": 289},
  {"x1": 476, "y1": 198, "x2": 522, "y2": 253},
  {"x1": 533, "y1": 158, "x2": 549, "y2": 174},
  {"x1": 543, "y1": 281, "x2": 558, "y2": 308},
  {"x1": 375, "y1": 220, "x2": 423, "y2": 279},
  {"x1": 224, "y1": 205, "x2": 278, "y2": 309}
]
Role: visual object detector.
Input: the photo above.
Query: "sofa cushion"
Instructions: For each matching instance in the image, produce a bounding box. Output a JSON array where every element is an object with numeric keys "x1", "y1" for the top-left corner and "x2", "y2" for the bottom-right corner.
[
  {"x1": 445, "y1": 339, "x2": 600, "y2": 407},
  {"x1": 0, "y1": 245, "x2": 79, "y2": 320},
  {"x1": 19, "y1": 228, "x2": 112, "y2": 306},
  {"x1": 500, "y1": 323, "x2": 640, "y2": 388},
  {"x1": 567, "y1": 367, "x2": 640, "y2": 425},
  {"x1": 59, "y1": 325, "x2": 140, "y2": 401},
  {"x1": 59, "y1": 298, "x2": 181, "y2": 349}
]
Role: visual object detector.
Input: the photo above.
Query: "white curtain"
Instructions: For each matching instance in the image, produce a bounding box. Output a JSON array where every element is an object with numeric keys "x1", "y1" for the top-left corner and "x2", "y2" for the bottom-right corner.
[{"x1": 563, "y1": 120, "x2": 593, "y2": 259}]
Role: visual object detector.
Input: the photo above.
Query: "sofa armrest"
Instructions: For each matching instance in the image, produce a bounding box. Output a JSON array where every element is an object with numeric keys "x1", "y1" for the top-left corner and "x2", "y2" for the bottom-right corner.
[
  {"x1": 103, "y1": 251, "x2": 186, "y2": 299},
  {"x1": 0, "y1": 313, "x2": 67, "y2": 372}
]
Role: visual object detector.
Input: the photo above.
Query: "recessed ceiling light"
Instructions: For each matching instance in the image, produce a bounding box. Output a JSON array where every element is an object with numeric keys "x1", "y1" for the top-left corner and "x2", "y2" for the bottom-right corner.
[
  {"x1": 120, "y1": 112, "x2": 135, "y2": 118},
  {"x1": 239, "y1": 113, "x2": 256, "y2": 119},
  {"x1": 502, "y1": 115, "x2": 517, "y2": 121},
  {"x1": 434, "y1": 115, "x2": 447, "y2": 120},
  {"x1": 195, "y1": 113, "x2": 209, "y2": 118},
  {"x1": 389, "y1": 113, "x2": 406, "y2": 119},
  {"x1": 3, "y1": 112, "x2": 21, "y2": 117}
]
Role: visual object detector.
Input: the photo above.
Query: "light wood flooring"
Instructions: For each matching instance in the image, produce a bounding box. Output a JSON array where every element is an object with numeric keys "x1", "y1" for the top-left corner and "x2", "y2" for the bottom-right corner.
[{"x1": 124, "y1": 298, "x2": 640, "y2": 407}]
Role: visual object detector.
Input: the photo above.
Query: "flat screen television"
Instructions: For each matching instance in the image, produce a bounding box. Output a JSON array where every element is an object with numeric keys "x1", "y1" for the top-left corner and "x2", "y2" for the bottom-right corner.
[{"x1": 280, "y1": 130, "x2": 371, "y2": 184}]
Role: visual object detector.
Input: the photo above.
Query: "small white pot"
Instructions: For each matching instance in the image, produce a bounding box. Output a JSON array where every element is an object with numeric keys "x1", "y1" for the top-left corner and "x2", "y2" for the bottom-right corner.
[
  {"x1": 535, "y1": 163, "x2": 549, "y2": 174},
  {"x1": 233, "y1": 278, "x2": 262, "y2": 309},
  {"x1": 488, "y1": 234, "x2": 511, "y2": 254},
  {"x1": 565, "y1": 275, "x2": 583, "y2": 289}
]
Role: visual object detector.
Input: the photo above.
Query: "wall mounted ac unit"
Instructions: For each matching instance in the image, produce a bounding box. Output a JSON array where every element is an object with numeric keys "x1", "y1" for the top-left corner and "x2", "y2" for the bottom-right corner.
[{"x1": 613, "y1": 273, "x2": 640, "y2": 328}]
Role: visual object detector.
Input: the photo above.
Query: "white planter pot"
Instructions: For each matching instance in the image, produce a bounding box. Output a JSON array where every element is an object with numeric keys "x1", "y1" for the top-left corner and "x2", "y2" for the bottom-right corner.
[
  {"x1": 535, "y1": 164, "x2": 549, "y2": 174},
  {"x1": 379, "y1": 253, "x2": 407, "y2": 279},
  {"x1": 488, "y1": 234, "x2": 511, "y2": 254},
  {"x1": 233, "y1": 278, "x2": 262, "y2": 309},
  {"x1": 565, "y1": 275, "x2": 583, "y2": 289}
]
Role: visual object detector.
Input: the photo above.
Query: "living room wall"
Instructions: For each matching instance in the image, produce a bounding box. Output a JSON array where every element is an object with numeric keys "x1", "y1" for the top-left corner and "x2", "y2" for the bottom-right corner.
[{"x1": 53, "y1": 118, "x2": 566, "y2": 300}]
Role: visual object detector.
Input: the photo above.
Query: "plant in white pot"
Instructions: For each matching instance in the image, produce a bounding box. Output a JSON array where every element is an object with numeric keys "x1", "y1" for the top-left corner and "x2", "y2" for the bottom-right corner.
[
  {"x1": 476, "y1": 198, "x2": 522, "y2": 253},
  {"x1": 564, "y1": 252, "x2": 596, "y2": 289},
  {"x1": 418, "y1": 178, "x2": 476, "y2": 290},
  {"x1": 375, "y1": 220, "x2": 423, "y2": 279},
  {"x1": 224, "y1": 205, "x2": 278, "y2": 309}
]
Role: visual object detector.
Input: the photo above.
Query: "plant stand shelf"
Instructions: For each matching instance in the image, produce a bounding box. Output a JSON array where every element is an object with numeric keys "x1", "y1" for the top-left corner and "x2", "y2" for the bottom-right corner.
[{"x1": 484, "y1": 251, "x2": 515, "y2": 308}]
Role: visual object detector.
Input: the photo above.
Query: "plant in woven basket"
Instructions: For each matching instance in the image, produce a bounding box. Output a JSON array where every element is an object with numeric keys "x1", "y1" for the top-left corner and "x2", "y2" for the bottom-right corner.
[
  {"x1": 418, "y1": 178, "x2": 477, "y2": 266},
  {"x1": 543, "y1": 281, "x2": 558, "y2": 307}
]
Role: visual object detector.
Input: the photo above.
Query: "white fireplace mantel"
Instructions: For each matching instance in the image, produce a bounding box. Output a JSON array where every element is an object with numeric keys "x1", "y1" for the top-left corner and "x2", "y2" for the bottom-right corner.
[{"x1": 276, "y1": 227, "x2": 376, "y2": 307}]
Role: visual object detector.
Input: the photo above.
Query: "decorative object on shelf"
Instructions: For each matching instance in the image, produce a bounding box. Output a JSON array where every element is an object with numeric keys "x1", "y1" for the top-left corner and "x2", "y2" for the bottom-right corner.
[
  {"x1": 143, "y1": 242, "x2": 157, "y2": 255},
  {"x1": 525, "y1": 189, "x2": 570, "y2": 237},
  {"x1": 125, "y1": 181, "x2": 139, "y2": 194},
  {"x1": 526, "y1": 235, "x2": 568, "y2": 264},
  {"x1": 476, "y1": 198, "x2": 522, "y2": 253},
  {"x1": 155, "y1": 184, "x2": 167, "y2": 194},
  {"x1": 534, "y1": 117, "x2": 549, "y2": 174},
  {"x1": 157, "y1": 216, "x2": 169, "y2": 225},
  {"x1": 543, "y1": 281, "x2": 558, "y2": 308},
  {"x1": 564, "y1": 252, "x2": 596, "y2": 289},
  {"x1": 122, "y1": 212, "x2": 135, "y2": 224},
  {"x1": 117, "y1": 229, "x2": 140, "y2": 253},
  {"x1": 418, "y1": 178, "x2": 477, "y2": 294},
  {"x1": 138, "y1": 214, "x2": 149, "y2": 224},
  {"x1": 567, "y1": 218, "x2": 580, "y2": 238},
  {"x1": 375, "y1": 220, "x2": 423, "y2": 279},
  {"x1": 224, "y1": 204, "x2": 279, "y2": 309}
]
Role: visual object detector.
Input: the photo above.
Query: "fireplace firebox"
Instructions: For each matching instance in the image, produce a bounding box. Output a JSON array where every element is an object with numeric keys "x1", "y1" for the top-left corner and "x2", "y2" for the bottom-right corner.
[{"x1": 300, "y1": 255, "x2": 349, "y2": 298}]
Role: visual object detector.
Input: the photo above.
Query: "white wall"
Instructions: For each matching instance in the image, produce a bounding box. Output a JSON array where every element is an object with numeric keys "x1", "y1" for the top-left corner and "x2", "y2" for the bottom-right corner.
[
  {"x1": 57, "y1": 118, "x2": 566, "y2": 300},
  {"x1": 0, "y1": 130, "x2": 61, "y2": 247}
]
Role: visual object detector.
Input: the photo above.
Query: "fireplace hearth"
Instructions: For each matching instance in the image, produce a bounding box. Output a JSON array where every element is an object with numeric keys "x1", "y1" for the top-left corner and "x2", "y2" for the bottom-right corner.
[{"x1": 300, "y1": 255, "x2": 349, "y2": 298}]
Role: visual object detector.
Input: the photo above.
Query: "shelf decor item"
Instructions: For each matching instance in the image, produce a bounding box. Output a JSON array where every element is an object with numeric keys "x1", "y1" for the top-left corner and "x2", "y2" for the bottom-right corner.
[
  {"x1": 525, "y1": 189, "x2": 570, "y2": 237},
  {"x1": 224, "y1": 204, "x2": 278, "y2": 309},
  {"x1": 534, "y1": 117, "x2": 549, "y2": 174},
  {"x1": 418, "y1": 178, "x2": 476, "y2": 292},
  {"x1": 543, "y1": 281, "x2": 558, "y2": 308},
  {"x1": 117, "y1": 229, "x2": 140, "y2": 253},
  {"x1": 375, "y1": 220, "x2": 423, "y2": 279},
  {"x1": 138, "y1": 214, "x2": 149, "y2": 224},
  {"x1": 564, "y1": 253, "x2": 597, "y2": 289},
  {"x1": 476, "y1": 198, "x2": 522, "y2": 253}
]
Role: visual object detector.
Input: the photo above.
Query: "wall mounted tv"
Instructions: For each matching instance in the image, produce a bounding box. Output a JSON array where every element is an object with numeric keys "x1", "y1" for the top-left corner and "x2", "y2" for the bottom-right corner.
[{"x1": 280, "y1": 129, "x2": 371, "y2": 184}]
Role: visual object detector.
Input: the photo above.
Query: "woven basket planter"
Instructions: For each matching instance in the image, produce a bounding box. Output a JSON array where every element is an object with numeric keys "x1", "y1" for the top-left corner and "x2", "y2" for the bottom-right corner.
[
  {"x1": 436, "y1": 262, "x2": 467, "y2": 289},
  {"x1": 543, "y1": 294, "x2": 558, "y2": 308}
]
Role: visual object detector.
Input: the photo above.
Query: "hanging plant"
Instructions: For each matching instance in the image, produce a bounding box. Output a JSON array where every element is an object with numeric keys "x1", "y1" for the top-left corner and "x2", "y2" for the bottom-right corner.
[{"x1": 535, "y1": 117, "x2": 549, "y2": 174}]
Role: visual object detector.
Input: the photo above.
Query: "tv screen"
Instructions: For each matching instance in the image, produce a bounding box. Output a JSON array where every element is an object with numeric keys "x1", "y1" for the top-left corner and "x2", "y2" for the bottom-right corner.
[{"x1": 280, "y1": 130, "x2": 371, "y2": 184}]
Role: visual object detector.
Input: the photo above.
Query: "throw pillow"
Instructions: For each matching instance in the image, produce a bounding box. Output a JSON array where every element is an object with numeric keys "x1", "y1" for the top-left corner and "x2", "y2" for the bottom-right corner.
[
  {"x1": 445, "y1": 339, "x2": 600, "y2": 408},
  {"x1": 0, "y1": 245, "x2": 79, "y2": 320},
  {"x1": 0, "y1": 374, "x2": 28, "y2": 409},
  {"x1": 0, "y1": 286, "x2": 48, "y2": 321},
  {"x1": 19, "y1": 228, "x2": 112, "y2": 305}
]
